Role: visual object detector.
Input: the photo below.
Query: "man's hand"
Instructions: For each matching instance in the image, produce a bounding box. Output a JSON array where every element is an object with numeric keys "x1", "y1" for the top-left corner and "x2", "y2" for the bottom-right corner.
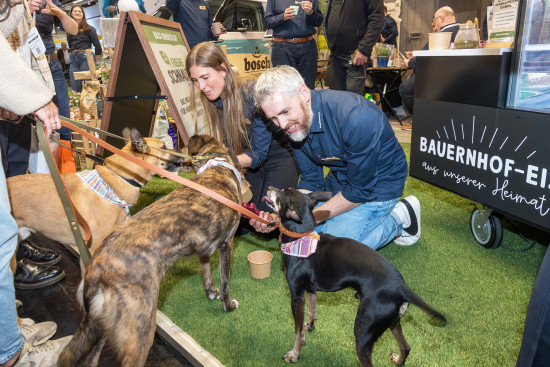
[
  {"x1": 284, "y1": 6, "x2": 296, "y2": 21},
  {"x1": 352, "y1": 50, "x2": 369, "y2": 66},
  {"x1": 300, "y1": 1, "x2": 313, "y2": 15},
  {"x1": 34, "y1": 101, "x2": 61, "y2": 138},
  {"x1": 406, "y1": 51, "x2": 413, "y2": 59},
  {"x1": 249, "y1": 211, "x2": 279, "y2": 234}
]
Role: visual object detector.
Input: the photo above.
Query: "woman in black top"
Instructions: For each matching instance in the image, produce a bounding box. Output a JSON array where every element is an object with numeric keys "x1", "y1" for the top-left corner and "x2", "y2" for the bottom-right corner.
[{"x1": 67, "y1": 5, "x2": 102, "y2": 92}]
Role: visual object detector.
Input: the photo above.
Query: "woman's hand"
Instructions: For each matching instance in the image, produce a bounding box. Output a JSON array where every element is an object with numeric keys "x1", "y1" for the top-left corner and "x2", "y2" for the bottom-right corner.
[{"x1": 34, "y1": 101, "x2": 61, "y2": 138}]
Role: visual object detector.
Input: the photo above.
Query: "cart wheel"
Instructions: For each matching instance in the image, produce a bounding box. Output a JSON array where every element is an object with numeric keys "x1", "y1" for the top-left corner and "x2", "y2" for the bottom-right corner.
[{"x1": 470, "y1": 209, "x2": 503, "y2": 249}]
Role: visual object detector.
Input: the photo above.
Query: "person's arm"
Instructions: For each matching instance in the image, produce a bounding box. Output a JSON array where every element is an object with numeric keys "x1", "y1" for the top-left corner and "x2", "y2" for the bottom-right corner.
[
  {"x1": 303, "y1": 0, "x2": 323, "y2": 27},
  {"x1": 242, "y1": 115, "x2": 271, "y2": 169},
  {"x1": 89, "y1": 27, "x2": 103, "y2": 61},
  {"x1": 41, "y1": 0, "x2": 78, "y2": 35},
  {"x1": 165, "y1": 0, "x2": 180, "y2": 13},
  {"x1": 264, "y1": 0, "x2": 289, "y2": 29},
  {"x1": 0, "y1": 36, "x2": 59, "y2": 137},
  {"x1": 384, "y1": 17, "x2": 398, "y2": 45},
  {"x1": 312, "y1": 192, "x2": 361, "y2": 224},
  {"x1": 355, "y1": 0, "x2": 385, "y2": 64}
]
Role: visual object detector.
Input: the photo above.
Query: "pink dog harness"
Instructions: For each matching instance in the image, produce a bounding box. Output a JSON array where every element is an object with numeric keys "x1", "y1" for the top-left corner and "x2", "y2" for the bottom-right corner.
[{"x1": 281, "y1": 231, "x2": 320, "y2": 258}]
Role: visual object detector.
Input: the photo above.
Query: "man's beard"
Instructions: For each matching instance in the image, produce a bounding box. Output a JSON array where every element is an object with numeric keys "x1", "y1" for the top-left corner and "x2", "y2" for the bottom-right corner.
[{"x1": 287, "y1": 101, "x2": 313, "y2": 142}]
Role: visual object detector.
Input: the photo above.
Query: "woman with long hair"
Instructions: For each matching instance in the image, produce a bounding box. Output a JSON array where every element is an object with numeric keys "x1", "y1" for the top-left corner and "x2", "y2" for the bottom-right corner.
[
  {"x1": 67, "y1": 5, "x2": 102, "y2": 92},
  {"x1": 186, "y1": 42, "x2": 299, "y2": 223}
]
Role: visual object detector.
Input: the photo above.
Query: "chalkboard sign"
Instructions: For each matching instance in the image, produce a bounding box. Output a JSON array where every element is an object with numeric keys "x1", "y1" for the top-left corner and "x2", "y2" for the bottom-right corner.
[
  {"x1": 100, "y1": 11, "x2": 204, "y2": 152},
  {"x1": 410, "y1": 99, "x2": 550, "y2": 232}
]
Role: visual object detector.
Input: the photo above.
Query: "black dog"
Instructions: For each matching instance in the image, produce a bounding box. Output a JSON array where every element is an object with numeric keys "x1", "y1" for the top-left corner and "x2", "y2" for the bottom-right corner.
[{"x1": 264, "y1": 187, "x2": 446, "y2": 367}]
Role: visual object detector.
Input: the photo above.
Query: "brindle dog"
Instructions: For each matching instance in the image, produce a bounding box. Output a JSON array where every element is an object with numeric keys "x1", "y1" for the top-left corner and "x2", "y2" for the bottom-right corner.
[{"x1": 57, "y1": 135, "x2": 242, "y2": 367}]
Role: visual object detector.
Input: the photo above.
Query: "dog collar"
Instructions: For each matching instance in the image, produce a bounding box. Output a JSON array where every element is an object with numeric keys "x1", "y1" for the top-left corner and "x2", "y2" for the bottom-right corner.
[
  {"x1": 76, "y1": 170, "x2": 132, "y2": 218},
  {"x1": 196, "y1": 158, "x2": 242, "y2": 188},
  {"x1": 281, "y1": 231, "x2": 320, "y2": 258}
]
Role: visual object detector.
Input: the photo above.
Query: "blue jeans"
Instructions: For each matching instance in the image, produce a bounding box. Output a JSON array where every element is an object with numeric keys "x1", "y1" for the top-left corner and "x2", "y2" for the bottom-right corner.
[
  {"x1": 49, "y1": 59, "x2": 71, "y2": 140},
  {"x1": 315, "y1": 198, "x2": 401, "y2": 250},
  {"x1": 271, "y1": 39, "x2": 318, "y2": 90},
  {"x1": 69, "y1": 51, "x2": 90, "y2": 93},
  {"x1": 0, "y1": 156, "x2": 24, "y2": 364}
]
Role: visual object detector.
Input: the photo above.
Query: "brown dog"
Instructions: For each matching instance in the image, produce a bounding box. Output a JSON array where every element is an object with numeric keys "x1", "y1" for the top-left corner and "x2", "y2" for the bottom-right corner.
[
  {"x1": 57, "y1": 135, "x2": 242, "y2": 367},
  {"x1": 7, "y1": 128, "x2": 181, "y2": 256}
]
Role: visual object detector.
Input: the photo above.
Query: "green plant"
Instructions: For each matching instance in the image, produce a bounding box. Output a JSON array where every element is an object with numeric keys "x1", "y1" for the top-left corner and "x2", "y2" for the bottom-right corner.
[{"x1": 376, "y1": 44, "x2": 392, "y2": 57}]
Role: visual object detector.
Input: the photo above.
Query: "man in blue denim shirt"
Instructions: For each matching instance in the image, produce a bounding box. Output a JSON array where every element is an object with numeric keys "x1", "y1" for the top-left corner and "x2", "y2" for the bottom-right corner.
[{"x1": 252, "y1": 65, "x2": 421, "y2": 249}]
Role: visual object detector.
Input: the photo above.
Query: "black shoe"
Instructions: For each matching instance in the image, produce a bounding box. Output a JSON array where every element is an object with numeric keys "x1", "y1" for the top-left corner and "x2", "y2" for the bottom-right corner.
[
  {"x1": 16, "y1": 238, "x2": 62, "y2": 265},
  {"x1": 14, "y1": 258, "x2": 65, "y2": 289}
]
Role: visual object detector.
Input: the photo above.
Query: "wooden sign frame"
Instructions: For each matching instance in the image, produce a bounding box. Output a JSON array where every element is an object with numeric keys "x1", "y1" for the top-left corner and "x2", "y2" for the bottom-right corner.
[{"x1": 100, "y1": 11, "x2": 202, "y2": 153}]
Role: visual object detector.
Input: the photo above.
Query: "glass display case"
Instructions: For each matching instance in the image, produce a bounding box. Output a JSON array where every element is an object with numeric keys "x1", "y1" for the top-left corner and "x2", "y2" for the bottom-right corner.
[{"x1": 508, "y1": 0, "x2": 550, "y2": 112}]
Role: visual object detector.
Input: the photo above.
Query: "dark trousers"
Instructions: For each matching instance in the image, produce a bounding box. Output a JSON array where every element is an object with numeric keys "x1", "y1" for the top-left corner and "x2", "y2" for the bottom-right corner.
[
  {"x1": 245, "y1": 154, "x2": 299, "y2": 212},
  {"x1": 271, "y1": 39, "x2": 318, "y2": 90},
  {"x1": 516, "y1": 246, "x2": 550, "y2": 367},
  {"x1": 399, "y1": 73, "x2": 415, "y2": 116},
  {"x1": 325, "y1": 52, "x2": 366, "y2": 96},
  {"x1": 0, "y1": 118, "x2": 32, "y2": 178}
]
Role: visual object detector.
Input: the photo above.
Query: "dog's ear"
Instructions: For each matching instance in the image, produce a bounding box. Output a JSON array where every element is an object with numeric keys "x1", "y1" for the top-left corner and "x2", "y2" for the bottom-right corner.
[
  {"x1": 308, "y1": 191, "x2": 332, "y2": 207},
  {"x1": 123, "y1": 128, "x2": 148, "y2": 153},
  {"x1": 286, "y1": 204, "x2": 302, "y2": 222}
]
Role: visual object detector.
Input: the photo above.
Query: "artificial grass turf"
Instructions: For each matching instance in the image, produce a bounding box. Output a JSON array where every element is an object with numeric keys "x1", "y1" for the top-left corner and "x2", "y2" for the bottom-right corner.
[{"x1": 133, "y1": 143, "x2": 548, "y2": 366}]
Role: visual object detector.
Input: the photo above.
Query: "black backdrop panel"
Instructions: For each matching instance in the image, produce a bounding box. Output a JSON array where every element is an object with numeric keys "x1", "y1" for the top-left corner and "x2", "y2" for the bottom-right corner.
[{"x1": 410, "y1": 99, "x2": 550, "y2": 231}]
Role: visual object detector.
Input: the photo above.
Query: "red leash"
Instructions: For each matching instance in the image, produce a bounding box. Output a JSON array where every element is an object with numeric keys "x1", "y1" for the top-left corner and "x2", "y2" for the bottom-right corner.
[{"x1": 61, "y1": 119, "x2": 312, "y2": 238}]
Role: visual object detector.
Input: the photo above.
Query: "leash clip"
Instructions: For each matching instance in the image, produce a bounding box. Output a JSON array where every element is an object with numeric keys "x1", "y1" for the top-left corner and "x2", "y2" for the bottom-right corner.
[{"x1": 268, "y1": 221, "x2": 276, "y2": 228}]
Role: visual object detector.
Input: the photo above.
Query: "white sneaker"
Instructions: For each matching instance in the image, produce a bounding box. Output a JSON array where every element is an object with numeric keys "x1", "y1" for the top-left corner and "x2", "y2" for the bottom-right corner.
[
  {"x1": 14, "y1": 336, "x2": 72, "y2": 367},
  {"x1": 18, "y1": 318, "x2": 35, "y2": 327},
  {"x1": 20, "y1": 321, "x2": 57, "y2": 347},
  {"x1": 393, "y1": 196, "x2": 421, "y2": 246}
]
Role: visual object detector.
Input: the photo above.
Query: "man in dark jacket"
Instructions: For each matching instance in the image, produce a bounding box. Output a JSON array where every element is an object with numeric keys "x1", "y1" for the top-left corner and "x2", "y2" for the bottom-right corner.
[
  {"x1": 380, "y1": 6, "x2": 398, "y2": 47},
  {"x1": 399, "y1": 6, "x2": 459, "y2": 128},
  {"x1": 323, "y1": 0, "x2": 384, "y2": 95}
]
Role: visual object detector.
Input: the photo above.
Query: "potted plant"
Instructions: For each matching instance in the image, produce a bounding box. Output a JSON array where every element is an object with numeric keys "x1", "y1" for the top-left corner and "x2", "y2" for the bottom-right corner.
[{"x1": 375, "y1": 44, "x2": 392, "y2": 68}]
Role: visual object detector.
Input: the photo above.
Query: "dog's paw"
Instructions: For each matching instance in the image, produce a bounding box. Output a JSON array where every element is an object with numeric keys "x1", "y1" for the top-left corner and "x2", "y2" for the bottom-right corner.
[
  {"x1": 206, "y1": 287, "x2": 221, "y2": 300},
  {"x1": 283, "y1": 351, "x2": 299, "y2": 363},
  {"x1": 223, "y1": 299, "x2": 239, "y2": 312},
  {"x1": 304, "y1": 321, "x2": 315, "y2": 332},
  {"x1": 390, "y1": 352, "x2": 405, "y2": 366}
]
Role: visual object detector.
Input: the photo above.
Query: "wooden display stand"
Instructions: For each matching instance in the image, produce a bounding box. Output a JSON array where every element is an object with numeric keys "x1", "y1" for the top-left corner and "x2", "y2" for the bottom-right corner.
[{"x1": 99, "y1": 11, "x2": 204, "y2": 155}]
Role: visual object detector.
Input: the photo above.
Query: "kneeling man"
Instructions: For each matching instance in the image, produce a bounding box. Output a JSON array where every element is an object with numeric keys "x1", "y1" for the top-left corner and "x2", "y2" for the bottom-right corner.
[{"x1": 250, "y1": 65, "x2": 420, "y2": 249}]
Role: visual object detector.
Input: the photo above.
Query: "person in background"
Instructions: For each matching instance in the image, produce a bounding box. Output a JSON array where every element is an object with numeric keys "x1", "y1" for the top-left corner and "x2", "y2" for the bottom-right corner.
[
  {"x1": 380, "y1": 5, "x2": 398, "y2": 47},
  {"x1": 1, "y1": 1, "x2": 72, "y2": 365},
  {"x1": 323, "y1": 0, "x2": 384, "y2": 95},
  {"x1": 36, "y1": 2, "x2": 77, "y2": 140},
  {"x1": 166, "y1": 0, "x2": 226, "y2": 50},
  {"x1": 251, "y1": 65, "x2": 421, "y2": 249},
  {"x1": 186, "y1": 42, "x2": 299, "y2": 224},
  {"x1": 264, "y1": 0, "x2": 323, "y2": 89},
  {"x1": 67, "y1": 5, "x2": 102, "y2": 93},
  {"x1": 56, "y1": 42, "x2": 70, "y2": 80},
  {"x1": 398, "y1": 6, "x2": 459, "y2": 130}
]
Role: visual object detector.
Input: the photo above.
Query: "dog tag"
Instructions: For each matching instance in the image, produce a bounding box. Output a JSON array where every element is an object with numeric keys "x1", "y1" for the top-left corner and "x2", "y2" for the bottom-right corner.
[{"x1": 26, "y1": 27, "x2": 46, "y2": 58}]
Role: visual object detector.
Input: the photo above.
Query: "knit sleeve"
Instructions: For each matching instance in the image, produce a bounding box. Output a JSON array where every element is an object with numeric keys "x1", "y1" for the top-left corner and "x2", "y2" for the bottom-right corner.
[{"x1": 0, "y1": 35, "x2": 53, "y2": 115}]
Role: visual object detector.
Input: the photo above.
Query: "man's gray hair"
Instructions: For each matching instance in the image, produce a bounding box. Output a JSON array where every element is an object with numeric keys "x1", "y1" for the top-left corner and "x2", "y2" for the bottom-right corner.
[{"x1": 253, "y1": 65, "x2": 304, "y2": 106}]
